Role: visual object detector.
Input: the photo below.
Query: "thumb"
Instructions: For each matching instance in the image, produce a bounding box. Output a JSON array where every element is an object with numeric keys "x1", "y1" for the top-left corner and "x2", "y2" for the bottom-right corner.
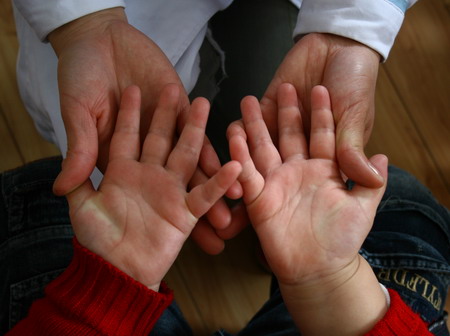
[
  {"x1": 336, "y1": 123, "x2": 384, "y2": 188},
  {"x1": 53, "y1": 114, "x2": 98, "y2": 196},
  {"x1": 350, "y1": 154, "x2": 388, "y2": 210}
]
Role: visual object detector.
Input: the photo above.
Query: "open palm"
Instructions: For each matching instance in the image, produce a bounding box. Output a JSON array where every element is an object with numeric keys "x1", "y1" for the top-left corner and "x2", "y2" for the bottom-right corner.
[
  {"x1": 50, "y1": 9, "x2": 243, "y2": 255},
  {"x1": 229, "y1": 84, "x2": 387, "y2": 286},
  {"x1": 67, "y1": 85, "x2": 241, "y2": 291},
  {"x1": 51, "y1": 13, "x2": 187, "y2": 195},
  {"x1": 260, "y1": 33, "x2": 383, "y2": 189}
]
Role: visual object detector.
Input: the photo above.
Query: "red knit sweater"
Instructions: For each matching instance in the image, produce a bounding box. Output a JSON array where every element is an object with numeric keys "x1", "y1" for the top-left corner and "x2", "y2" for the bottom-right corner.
[{"x1": 6, "y1": 240, "x2": 432, "y2": 335}]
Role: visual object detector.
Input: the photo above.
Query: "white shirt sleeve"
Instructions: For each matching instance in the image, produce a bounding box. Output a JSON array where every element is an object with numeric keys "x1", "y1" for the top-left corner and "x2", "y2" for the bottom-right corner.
[
  {"x1": 294, "y1": 0, "x2": 418, "y2": 60},
  {"x1": 12, "y1": 0, "x2": 125, "y2": 41}
]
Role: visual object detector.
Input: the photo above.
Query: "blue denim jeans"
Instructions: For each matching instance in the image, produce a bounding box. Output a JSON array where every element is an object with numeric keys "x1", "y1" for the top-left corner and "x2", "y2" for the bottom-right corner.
[
  {"x1": 0, "y1": 157, "x2": 73, "y2": 334},
  {"x1": 1, "y1": 158, "x2": 449, "y2": 336}
]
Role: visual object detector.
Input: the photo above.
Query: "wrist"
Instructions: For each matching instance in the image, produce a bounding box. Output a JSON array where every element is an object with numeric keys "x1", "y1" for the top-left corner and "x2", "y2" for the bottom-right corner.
[
  {"x1": 279, "y1": 255, "x2": 388, "y2": 335},
  {"x1": 48, "y1": 7, "x2": 127, "y2": 56}
]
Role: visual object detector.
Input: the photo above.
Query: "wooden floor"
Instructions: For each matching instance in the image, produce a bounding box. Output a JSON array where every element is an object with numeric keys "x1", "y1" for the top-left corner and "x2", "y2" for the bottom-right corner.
[{"x1": 1, "y1": 0, "x2": 449, "y2": 334}]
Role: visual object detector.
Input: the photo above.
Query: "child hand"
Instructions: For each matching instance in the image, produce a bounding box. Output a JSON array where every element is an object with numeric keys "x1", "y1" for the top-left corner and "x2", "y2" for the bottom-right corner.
[
  {"x1": 229, "y1": 83, "x2": 387, "y2": 289},
  {"x1": 66, "y1": 84, "x2": 241, "y2": 291}
]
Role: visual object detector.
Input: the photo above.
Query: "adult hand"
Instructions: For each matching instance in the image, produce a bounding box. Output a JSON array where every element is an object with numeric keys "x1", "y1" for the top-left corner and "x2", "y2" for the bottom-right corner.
[
  {"x1": 49, "y1": 8, "x2": 187, "y2": 195},
  {"x1": 260, "y1": 33, "x2": 383, "y2": 188},
  {"x1": 66, "y1": 85, "x2": 241, "y2": 291},
  {"x1": 229, "y1": 83, "x2": 388, "y2": 334},
  {"x1": 48, "y1": 8, "x2": 242, "y2": 254}
]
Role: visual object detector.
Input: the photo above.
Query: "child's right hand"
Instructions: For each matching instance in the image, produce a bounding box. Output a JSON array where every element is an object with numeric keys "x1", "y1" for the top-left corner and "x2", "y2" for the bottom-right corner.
[
  {"x1": 228, "y1": 84, "x2": 387, "y2": 335},
  {"x1": 230, "y1": 83, "x2": 387, "y2": 287},
  {"x1": 229, "y1": 84, "x2": 389, "y2": 334}
]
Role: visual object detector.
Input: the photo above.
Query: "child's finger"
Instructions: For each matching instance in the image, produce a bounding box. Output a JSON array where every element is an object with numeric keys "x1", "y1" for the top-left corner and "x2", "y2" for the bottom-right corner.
[
  {"x1": 198, "y1": 139, "x2": 243, "y2": 200},
  {"x1": 109, "y1": 85, "x2": 141, "y2": 162},
  {"x1": 166, "y1": 97, "x2": 210, "y2": 185},
  {"x1": 309, "y1": 85, "x2": 336, "y2": 160},
  {"x1": 277, "y1": 83, "x2": 309, "y2": 161},
  {"x1": 229, "y1": 134, "x2": 265, "y2": 205},
  {"x1": 187, "y1": 161, "x2": 242, "y2": 219},
  {"x1": 241, "y1": 96, "x2": 281, "y2": 177},
  {"x1": 227, "y1": 120, "x2": 247, "y2": 142},
  {"x1": 140, "y1": 84, "x2": 179, "y2": 165}
]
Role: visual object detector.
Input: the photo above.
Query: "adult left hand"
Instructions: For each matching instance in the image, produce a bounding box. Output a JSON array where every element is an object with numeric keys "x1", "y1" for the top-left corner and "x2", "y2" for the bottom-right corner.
[{"x1": 260, "y1": 33, "x2": 383, "y2": 188}]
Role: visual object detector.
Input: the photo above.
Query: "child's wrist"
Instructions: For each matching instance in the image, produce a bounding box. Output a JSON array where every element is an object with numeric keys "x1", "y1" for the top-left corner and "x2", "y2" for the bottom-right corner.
[
  {"x1": 279, "y1": 255, "x2": 389, "y2": 335},
  {"x1": 277, "y1": 255, "x2": 362, "y2": 301}
]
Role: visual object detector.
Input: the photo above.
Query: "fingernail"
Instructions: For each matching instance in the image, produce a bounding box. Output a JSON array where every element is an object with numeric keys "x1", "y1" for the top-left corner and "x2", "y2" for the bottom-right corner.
[{"x1": 368, "y1": 162, "x2": 380, "y2": 176}]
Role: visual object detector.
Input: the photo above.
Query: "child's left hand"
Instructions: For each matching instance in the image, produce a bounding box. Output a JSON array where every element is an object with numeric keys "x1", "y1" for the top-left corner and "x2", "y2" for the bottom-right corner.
[{"x1": 67, "y1": 84, "x2": 241, "y2": 291}]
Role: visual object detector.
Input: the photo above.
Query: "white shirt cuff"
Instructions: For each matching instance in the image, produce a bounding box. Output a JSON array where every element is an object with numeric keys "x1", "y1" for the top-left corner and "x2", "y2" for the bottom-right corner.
[
  {"x1": 13, "y1": 0, "x2": 125, "y2": 41},
  {"x1": 294, "y1": 0, "x2": 416, "y2": 60}
]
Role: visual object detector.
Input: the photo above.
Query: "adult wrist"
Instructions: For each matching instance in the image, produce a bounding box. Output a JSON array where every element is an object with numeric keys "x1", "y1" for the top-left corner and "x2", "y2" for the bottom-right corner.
[{"x1": 48, "y1": 7, "x2": 127, "y2": 56}]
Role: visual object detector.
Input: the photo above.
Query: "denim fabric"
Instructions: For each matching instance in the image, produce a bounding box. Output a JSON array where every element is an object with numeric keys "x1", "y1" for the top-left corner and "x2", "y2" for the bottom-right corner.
[
  {"x1": 360, "y1": 165, "x2": 450, "y2": 336},
  {"x1": 1, "y1": 161, "x2": 449, "y2": 336},
  {"x1": 0, "y1": 157, "x2": 73, "y2": 334}
]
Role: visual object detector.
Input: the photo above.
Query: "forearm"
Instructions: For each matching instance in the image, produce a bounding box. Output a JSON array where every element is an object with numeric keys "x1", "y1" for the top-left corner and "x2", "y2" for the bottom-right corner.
[{"x1": 279, "y1": 255, "x2": 388, "y2": 336}]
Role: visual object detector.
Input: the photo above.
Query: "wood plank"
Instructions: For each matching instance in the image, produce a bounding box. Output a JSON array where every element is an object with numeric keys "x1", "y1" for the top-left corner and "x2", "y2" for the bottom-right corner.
[
  {"x1": 164, "y1": 265, "x2": 209, "y2": 336},
  {"x1": 0, "y1": 0, "x2": 60, "y2": 164},
  {"x1": 368, "y1": 67, "x2": 450, "y2": 208},
  {"x1": 0, "y1": 107, "x2": 23, "y2": 172},
  {"x1": 382, "y1": 0, "x2": 450, "y2": 196},
  {"x1": 174, "y1": 228, "x2": 271, "y2": 335}
]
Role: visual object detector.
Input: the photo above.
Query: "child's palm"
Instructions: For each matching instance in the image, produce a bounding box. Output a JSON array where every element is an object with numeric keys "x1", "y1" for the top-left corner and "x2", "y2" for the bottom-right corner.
[
  {"x1": 231, "y1": 84, "x2": 387, "y2": 286},
  {"x1": 67, "y1": 85, "x2": 241, "y2": 289}
]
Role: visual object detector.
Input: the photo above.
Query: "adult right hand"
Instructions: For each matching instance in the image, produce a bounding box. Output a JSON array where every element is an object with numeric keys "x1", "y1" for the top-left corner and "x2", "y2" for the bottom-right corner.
[{"x1": 49, "y1": 7, "x2": 188, "y2": 196}]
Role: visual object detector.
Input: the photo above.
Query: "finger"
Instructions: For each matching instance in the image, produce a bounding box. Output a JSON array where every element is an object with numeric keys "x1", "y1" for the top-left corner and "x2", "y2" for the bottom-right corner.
[
  {"x1": 277, "y1": 83, "x2": 308, "y2": 160},
  {"x1": 336, "y1": 125, "x2": 384, "y2": 188},
  {"x1": 140, "y1": 84, "x2": 180, "y2": 165},
  {"x1": 189, "y1": 168, "x2": 232, "y2": 229},
  {"x1": 187, "y1": 161, "x2": 242, "y2": 219},
  {"x1": 229, "y1": 134, "x2": 265, "y2": 205},
  {"x1": 241, "y1": 96, "x2": 281, "y2": 176},
  {"x1": 216, "y1": 202, "x2": 250, "y2": 240},
  {"x1": 309, "y1": 85, "x2": 336, "y2": 160},
  {"x1": 166, "y1": 97, "x2": 210, "y2": 185},
  {"x1": 350, "y1": 154, "x2": 388, "y2": 210},
  {"x1": 108, "y1": 85, "x2": 141, "y2": 162},
  {"x1": 260, "y1": 87, "x2": 279, "y2": 143},
  {"x1": 53, "y1": 111, "x2": 98, "y2": 196},
  {"x1": 226, "y1": 120, "x2": 246, "y2": 142},
  {"x1": 190, "y1": 219, "x2": 225, "y2": 255},
  {"x1": 199, "y1": 138, "x2": 243, "y2": 200}
]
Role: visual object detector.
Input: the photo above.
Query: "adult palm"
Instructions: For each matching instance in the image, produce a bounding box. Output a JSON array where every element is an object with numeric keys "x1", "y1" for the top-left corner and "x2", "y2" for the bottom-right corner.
[
  {"x1": 50, "y1": 9, "x2": 188, "y2": 195},
  {"x1": 261, "y1": 33, "x2": 383, "y2": 189}
]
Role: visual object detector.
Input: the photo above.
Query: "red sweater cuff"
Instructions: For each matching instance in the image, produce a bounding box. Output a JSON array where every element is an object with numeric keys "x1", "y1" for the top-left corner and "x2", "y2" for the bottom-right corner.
[
  {"x1": 40, "y1": 238, "x2": 173, "y2": 335},
  {"x1": 367, "y1": 289, "x2": 431, "y2": 335}
]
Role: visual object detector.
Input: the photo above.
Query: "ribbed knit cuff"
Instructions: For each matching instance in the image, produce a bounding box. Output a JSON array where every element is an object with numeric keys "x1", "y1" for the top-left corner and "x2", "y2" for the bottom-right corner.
[
  {"x1": 368, "y1": 289, "x2": 431, "y2": 335},
  {"x1": 45, "y1": 238, "x2": 173, "y2": 335}
]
